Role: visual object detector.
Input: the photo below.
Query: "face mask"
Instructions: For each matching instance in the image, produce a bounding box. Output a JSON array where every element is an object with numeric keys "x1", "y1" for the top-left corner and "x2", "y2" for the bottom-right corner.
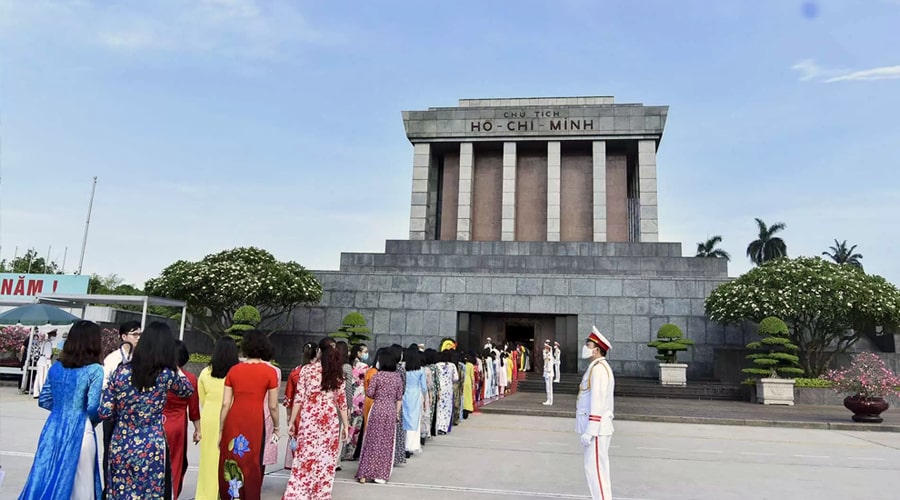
[
  {"x1": 360, "y1": 352, "x2": 369, "y2": 361},
  {"x1": 581, "y1": 345, "x2": 596, "y2": 359}
]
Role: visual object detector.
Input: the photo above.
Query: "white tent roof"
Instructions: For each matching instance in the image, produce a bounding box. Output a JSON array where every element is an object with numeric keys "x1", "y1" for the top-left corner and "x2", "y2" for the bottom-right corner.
[{"x1": 35, "y1": 294, "x2": 186, "y2": 308}]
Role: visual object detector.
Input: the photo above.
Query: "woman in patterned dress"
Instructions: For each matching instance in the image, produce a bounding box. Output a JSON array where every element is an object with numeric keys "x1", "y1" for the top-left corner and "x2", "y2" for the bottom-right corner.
[
  {"x1": 389, "y1": 344, "x2": 407, "y2": 465},
  {"x1": 218, "y1": 330, "x2": 280, "y2": 500},
  {"x1": 283, "y1": 338, "x2": 349, "y2": 499},
  {"x1": 434, "y1": 350, "x2": 459, "y2": 434},
  {"x1": 356, "y1": 349, "x2": 404, "y2": 484},
  {"x1": 420, "y1": 349, "x2": 438, "y2": 443},
  {"x1": 341, "y1": 343, "x2": 368, "y2": 461},
  {"x1": 100, "y1": 322, "x2": 194, "y2": 499},
  {"x1": 283, "y1": 341, "x2": 318, "y2": 469}
]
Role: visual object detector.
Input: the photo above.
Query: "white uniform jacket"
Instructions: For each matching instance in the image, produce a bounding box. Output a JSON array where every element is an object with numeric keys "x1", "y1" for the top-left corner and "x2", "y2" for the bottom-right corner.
[
  {"x1": 576, "y1": 357, "x2": 615, "y2": 436},
  {"x1": 542, "y1": 350, "x2": 554, "y2": 378}
]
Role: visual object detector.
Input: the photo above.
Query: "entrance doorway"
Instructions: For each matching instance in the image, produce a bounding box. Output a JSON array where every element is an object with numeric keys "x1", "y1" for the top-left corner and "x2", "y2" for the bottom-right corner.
[{"x1": 505, "y1": 324, "x2": 535, "y2": 372}]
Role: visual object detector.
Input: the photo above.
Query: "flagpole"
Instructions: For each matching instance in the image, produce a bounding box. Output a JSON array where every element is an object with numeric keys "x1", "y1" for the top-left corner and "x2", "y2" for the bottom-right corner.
[{"x1": 76, "y1": 177, "x2": 98, "y2": 276}]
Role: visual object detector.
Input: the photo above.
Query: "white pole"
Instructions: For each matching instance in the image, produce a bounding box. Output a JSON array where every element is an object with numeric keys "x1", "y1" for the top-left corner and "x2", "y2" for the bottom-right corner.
[
  {"x1": 179, "y1": 305, "x2": 187, "y2": 340},
  {"x1": 61, "y1": 247, "x2": 68, "y2": 274},
  {"x1": 76, "y1": 177, "x2": 98, "y2": 275},
  {"x1": 140, "y1": 297, "x2": 148, "y2": 329},
  {"x1": 44, "y1": 245, "x2": 51, "y2": 273}
]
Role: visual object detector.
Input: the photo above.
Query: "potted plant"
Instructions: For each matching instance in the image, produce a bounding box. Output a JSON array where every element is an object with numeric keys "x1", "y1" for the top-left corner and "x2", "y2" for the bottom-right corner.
[
  {"x1": 648, "y1": 323, "x2": 694, "y2": 387},
  {"x1": 824, "y1": 352, "x2": 900, "y2": 423},
  {"x1": 743, "y1": 317, "x2": 804, "y2": 405}
]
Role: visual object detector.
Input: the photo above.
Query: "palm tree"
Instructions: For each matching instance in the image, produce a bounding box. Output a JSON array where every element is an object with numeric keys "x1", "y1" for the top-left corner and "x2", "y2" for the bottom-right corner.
[
  {"x1": 822, "y1": 239, "x2": 863, "y2": 270},
  {"x1": 695, "y1": 235, "x2": 731, "y2": 261},
  {"x1": 746, "y1": 218, "x2": 787, "y2": 265}
]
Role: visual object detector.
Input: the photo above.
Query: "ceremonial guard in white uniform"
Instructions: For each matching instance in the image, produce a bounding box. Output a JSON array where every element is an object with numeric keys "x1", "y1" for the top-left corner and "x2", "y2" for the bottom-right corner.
[
  {"x1": 542, "y1": 340, "x2": 554, "y2": 405},
  {"x1": 553, "y1": 341, "x2": 562, "y2": 383},
  {"x1": 576, "y1": 326, "x2": 614, "y2": 500}
]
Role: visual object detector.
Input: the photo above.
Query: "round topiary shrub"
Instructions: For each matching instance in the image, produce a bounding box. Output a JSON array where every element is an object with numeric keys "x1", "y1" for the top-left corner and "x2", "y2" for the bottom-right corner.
[
  {"x1": 226, "y1": 305, "x2": 261, "y2": 339},
  {"x1": 647, "y1": 323, "x2": 694, "y2": 364},
  {"x1": 743, "y1": 316, "x2": 804, "y2": 379}
]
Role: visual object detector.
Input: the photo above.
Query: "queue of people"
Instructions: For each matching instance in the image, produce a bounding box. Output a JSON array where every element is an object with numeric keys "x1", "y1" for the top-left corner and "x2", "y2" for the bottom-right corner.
[{"x1": 18, "y1": 327, "x2": 529, "y2": 500}]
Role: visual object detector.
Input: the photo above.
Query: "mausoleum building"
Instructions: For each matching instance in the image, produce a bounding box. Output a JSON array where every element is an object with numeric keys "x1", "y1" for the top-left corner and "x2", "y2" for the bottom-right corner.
[{"x1": 288, "y1": 97, "x2": 741, "y2": 378}]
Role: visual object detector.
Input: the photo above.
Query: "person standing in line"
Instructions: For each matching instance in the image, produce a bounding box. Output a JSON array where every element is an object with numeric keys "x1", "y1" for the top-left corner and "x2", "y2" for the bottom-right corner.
[
  {"x1": 195, "y1": 337, "x2": 240, "y2": 500},
  {"x1": 342, "y1": 343, "x2": 369, "y2": 461},
  {"x1": 261, "y1": 348, "x2": 282, "y2": 469},
  {"x1": 389, "y1": 344, "x2": 407, "y2": 466},
  {"x1": 462, "y1": 353, "x2": 474, "y2": 418},
  {"x1": 577, "y1": 327, "x2": 615, "y2": 500},
  {"x1": 19, "y1": 321, "x2": 104, "y2": 500},
  {"x1": 100, "y1": 320, "x2": 141, "y2": 499},
  {"x1": 553, "y1": 341, "x2": 562, "y2": 383},
  {"x1": 420, "y1": 349, "x2": 438, "y2": 445},
  {"x1": 283, "y1": 338, "x2": 349, "y2": 499},
  {"x1": 283, "y1": 341, "x2": 318, "y2": 470},
  {"x1": 355, "y1": 349, "x2": 404, "y2": 485},
  {"x1": 31, "y1": 329, "x2": 57, "y2": 398},
  {"x1": 163, "y1": 341, "x2": 201, "y2": 499},
  {"x1": 434, "y1": 351, "x2": 458, "y2": 434},
  {"x1": 217, "y1": 330, "x2": 280, "y2": 500},
  {"x1": 100, "y1": 322, "x2": 194, "y2": 499},
  {"x1": 402, "y1": 345, "x2": 427, "y2": 456},
  {"x1": 542, "y1": 341, "x2": 554, "y2": 406}
]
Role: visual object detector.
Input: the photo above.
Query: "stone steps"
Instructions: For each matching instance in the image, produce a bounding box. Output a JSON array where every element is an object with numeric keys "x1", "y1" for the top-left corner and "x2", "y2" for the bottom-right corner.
[{"x1": 515, "y1": 374, "x2": 746, "y2": 401}]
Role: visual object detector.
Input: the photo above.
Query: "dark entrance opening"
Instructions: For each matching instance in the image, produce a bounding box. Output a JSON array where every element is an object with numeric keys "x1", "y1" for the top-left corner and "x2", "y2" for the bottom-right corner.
[{"x1": 505, "y1": 324, "x2": 535, "y2": 372}]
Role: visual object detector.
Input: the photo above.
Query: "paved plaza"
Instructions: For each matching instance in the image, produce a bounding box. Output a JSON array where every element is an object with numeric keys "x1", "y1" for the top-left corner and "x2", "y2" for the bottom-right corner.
[{"x1": 2, "y1": 386, "x2": 900, "y2": 499}]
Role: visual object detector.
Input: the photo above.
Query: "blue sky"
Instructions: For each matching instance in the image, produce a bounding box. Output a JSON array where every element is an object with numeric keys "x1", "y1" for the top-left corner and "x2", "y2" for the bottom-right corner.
[{"x1": 0, "y1": 0, "x2": 898, "y2": 286}]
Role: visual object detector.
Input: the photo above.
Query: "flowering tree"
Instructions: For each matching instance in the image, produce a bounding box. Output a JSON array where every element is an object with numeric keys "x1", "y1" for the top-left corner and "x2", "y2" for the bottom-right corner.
[
  {"x1": 0, "y1": 325, "x2": 30, "y2": 356},
  {"x1": 145, "y1": 247, "x2": 323, "y2": 341},
  {"x1": 824, "y1": 352, "x2": 900, "y2": 400},
  {"x1": 101, "y1": 328, "x2": 121, "y2": 357},
  {"x1": 706, "y1": 257, "x2": 900, "y2": 377}
]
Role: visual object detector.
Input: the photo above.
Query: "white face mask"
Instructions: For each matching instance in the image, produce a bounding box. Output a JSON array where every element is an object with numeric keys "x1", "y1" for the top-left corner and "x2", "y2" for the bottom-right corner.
[{"x1": 581, "y1": 345, "x2": 596, "y2": 359}]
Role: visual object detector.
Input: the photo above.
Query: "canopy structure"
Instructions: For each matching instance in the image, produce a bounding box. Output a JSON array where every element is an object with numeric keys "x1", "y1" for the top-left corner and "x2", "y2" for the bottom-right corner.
[{"x1": 34, "y1": 294, "x2": 188, "y2": 340}]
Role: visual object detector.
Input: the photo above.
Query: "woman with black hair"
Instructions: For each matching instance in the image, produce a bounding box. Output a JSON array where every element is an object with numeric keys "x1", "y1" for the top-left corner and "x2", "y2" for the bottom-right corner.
[
  {"x1": 100, "y1": 321, "x2": 194, "y2": 499},
  {"x1": 342, "y1": 343, "x2": 368, "y2": 461},
  {"x1": 389, "y1": 344, "x2": 407, "y2": 466},
  {"x1": 195, "y1": 336, "x2": 240, "y2": 500},
  {"x1": 434, "y1": 350, "x2": 459, "y2": 434},
  {"x1": 284, "y1": 338, "x2": 349, "y2": 499},
  {"x1": 402, "y1": 346, "x2": 428, "y2": 456},
  {"x1": 20, "y1": 320, "x2": 104, "y2": 500},
  {"x1": 283, "y1": 341, "x2": 318, "y2": 469},
  {"x1": 163, "y1": 341, "x2": 201, "y2": 498},
  {"x1": 356, "y1": 349, "x2": 404, "y2": 484},
  {"x1": 421, "y1": 349, "x2": 439, "y2": 443},
  {"x1": 218, "y1": 330, "x2": 280, "y2": 500}
]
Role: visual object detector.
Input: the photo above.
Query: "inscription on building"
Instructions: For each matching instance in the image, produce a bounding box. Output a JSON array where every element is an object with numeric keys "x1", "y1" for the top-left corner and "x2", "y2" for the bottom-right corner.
[{"x1": 469, "y1": 109, "x2": 595, "y2": 133}]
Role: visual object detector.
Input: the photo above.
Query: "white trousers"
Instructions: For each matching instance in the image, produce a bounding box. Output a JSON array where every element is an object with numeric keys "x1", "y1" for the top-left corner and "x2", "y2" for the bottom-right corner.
[
  {"x1": 544, "y1": 375, "x2": 553, "y2": 404},
  {"x1": 73, "y1": 419, "x2": 96, "y2": 500},
  {"x1": 582, "y1": 435, "x2": 612, "y2": 500},
  {"x1": 31, "y1": 361, "x2": 50, "y2": 397},
  {"x1": 553, "y1": 362, "x2": 561, "y2": 383}
]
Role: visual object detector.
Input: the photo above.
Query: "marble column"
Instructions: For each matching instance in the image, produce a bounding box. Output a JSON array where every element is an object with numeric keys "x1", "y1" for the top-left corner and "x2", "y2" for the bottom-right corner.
[
  {"x1": 638, "y1": 139, "x2": 659, "y2": 242},
  {"x1": 501, "y1": 142, "x2": 517, "y2": 241},
  {"x1": 409, "y1": 143, "x2": 431, "y2": 240},
  {"x1": 456, "y1": 142, "x2": 474, "y2": 240},
  {"x1": 592, "y1": 141, "x2": 607, "y2": 242},
  {"x1": 547, "y1": 141, "x2": 561, "y2": 241}
]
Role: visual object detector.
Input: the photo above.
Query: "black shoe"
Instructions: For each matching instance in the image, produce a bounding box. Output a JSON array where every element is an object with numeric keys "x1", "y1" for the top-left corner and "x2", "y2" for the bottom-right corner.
[
  {"x1": 336, "y1": 466, "x2": 342, "y2": 471},
  {"x1": 405, "y1": 451, "x2": 412, "y2": 459}
]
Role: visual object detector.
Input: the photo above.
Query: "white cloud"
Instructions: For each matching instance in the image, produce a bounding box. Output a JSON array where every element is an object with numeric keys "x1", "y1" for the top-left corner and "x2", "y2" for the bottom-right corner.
[{"x1": 794, "y1": 59, "x2": 900, "y2": 83}]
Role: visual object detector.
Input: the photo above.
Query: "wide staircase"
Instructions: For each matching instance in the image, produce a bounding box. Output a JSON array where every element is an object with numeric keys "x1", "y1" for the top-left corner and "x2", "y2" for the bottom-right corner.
[{"x1": 515, "y1": 373, "x2": 745, "y2": 401}]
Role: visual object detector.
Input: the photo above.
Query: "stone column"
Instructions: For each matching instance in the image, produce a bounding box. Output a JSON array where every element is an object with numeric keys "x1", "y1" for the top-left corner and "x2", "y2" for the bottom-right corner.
[
  {"x1": 638, "y1": 139, "x2": 659, "y2": 242},
  {"x1": 592, "y1": 141, "x2": 607, "y2": 242},
  {"x1": 456, "y1": 142, "x2": 474, "y2": 240},
  {"x1": 409, "y1": 143, "x2": 431, "y2": 240},
  {"x1": 501, "y1": 142, "x2": 517, "y2": 241},
  {"x1": 547, "y1": 141, "x2": 561, "y2": 241}
]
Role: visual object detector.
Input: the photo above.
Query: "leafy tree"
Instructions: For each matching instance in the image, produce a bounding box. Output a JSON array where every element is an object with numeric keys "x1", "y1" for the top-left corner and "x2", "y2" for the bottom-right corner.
[
  {"x1": 647, "y1": 323, "x2": 694, "y2": 364},
  {"x1": 742, "y1": 317, "x2": 804, "y2": 379},
  {"x1": 822, "y1": 239, "x2": 863, "y2": 270},
  {"x1": 145, "y1": 247, "x2": 323, "y2": 341},
  {"x1": 88, "y1": 273, "x2": 172, "y2": 316},
  {"x1": 0, "y1": 249, "x2": 61, "y2": 274},
  {"x1": 329, "y1": 312, "x2": 373, "y2": 346},
  {"x1": 706, "y1": 257, "x2": 900, "y2": 376},
  {"x1": 695, "y1": 235, "x2": 731, "y2": 261},
  {"x1": 746, "y1": 218, "x2": 787, "y2": 265}
]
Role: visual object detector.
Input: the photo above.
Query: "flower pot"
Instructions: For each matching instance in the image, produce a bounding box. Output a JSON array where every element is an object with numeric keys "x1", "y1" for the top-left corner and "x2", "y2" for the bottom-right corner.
[
  {"x1": 659, "y1": 363, "x2": 687, "y2": 387},
  {"x1": 757, "y1": 378, "x2": 795, "y2": 406},
  {"x1": 843, "y1": 395, "x2": 890, "y2": 423}
]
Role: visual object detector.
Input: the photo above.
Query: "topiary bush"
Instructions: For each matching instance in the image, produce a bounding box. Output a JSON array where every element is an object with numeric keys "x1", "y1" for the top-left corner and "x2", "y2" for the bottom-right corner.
[
  {"x1": 743, "y1": 316, "x2": 804, "y2": 379},
  {"x1": 647, "y1": 323, "x2": 694, "y2": 364},
  {"x1": 225, "y1": 305, "x2": 261, "y2": 341},
  {"x1": 329, "y1": 312, "x2": 373, "y2": 346}
]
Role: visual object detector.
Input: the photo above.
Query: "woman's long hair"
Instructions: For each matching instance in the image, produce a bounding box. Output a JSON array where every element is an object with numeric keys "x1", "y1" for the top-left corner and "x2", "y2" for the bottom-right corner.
[
  {"x1": 210, "y1": 336, "x2": 240, "y2": 379},
  {"x1": 131, "y1": 321, "x2": 178, "y2": 391},
  {"x1": 59, "y1": 320, "x2": 102, "y2": 369},
  {"x1": 404, "y1": 345, "x2": 424, "y2": 371},
  {"x1": 349, "y1": 343, "x2": 368, "y2": 365},
  {"x1": 300, "y1": 342, "x2": 318, "y2": 366},
  {"x1": 320, "y1": 338, "x2": 344, "y2": 391}
]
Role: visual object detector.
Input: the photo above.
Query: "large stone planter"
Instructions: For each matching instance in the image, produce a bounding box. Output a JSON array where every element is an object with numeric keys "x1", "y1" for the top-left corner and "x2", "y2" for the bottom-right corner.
[
  {"x1": 659, "y1": 363, "x2": 687, "y2": 387},
  {"x1": 758, "y1": 378, "x2": 795, "y2": 406},
  {"x1": 844, "y1": 395, "x2": 890, "y2": 423}
]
